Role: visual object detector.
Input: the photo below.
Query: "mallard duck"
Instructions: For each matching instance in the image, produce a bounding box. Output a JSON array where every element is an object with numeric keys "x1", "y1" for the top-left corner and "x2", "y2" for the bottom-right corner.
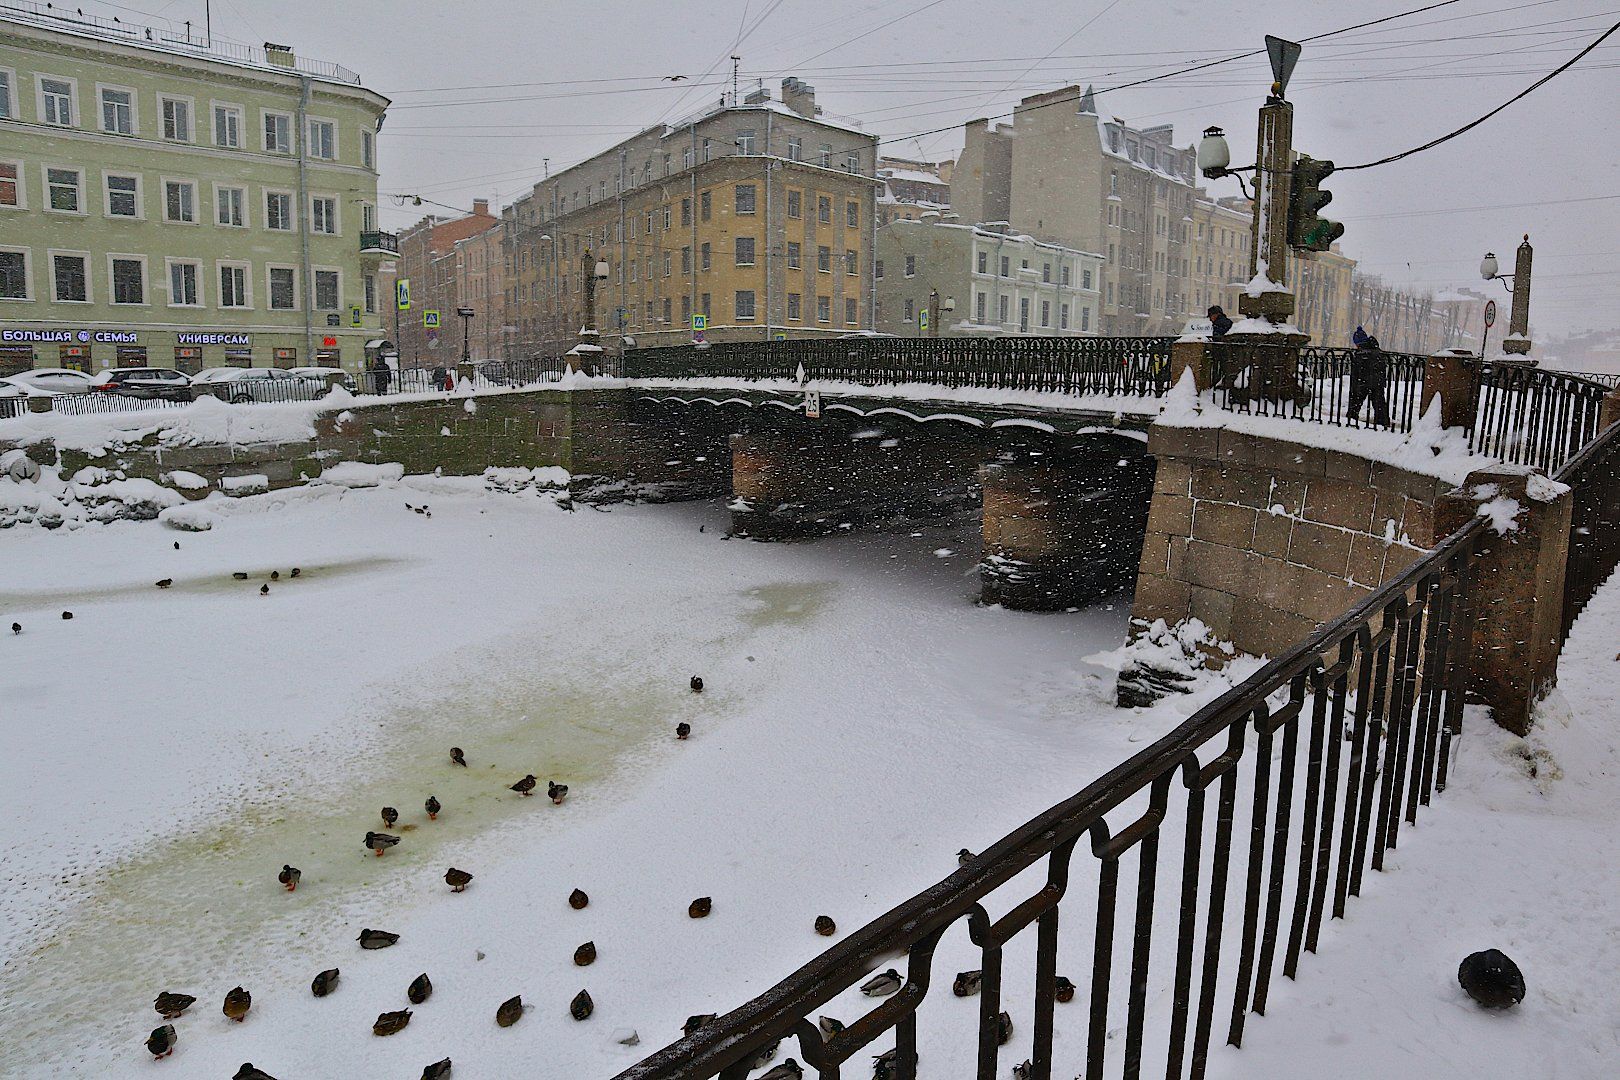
[
  {"x1": 510, "y1": 774, "x2": 536, "y2": 797},
  {"x1": 290, "y1": 568, "x2": 302, "y2": 579},
  {"x1": 570, "y1": 989, "x2": 593, "y2": 1021},
  {"x1": 548, "y1": 781, "x2": 568, "y2": 805},
  {"x1": 689, "y1": 676, "x2": 704, "y2": 693},
  {"x1": 1054, "y1": 975, "x2": 1076, "y2": 1003},
  {"x1": 496, "y1": 995, "x2": 524, "y2": 1028},
  {"x1": 758, "y1": 1060, "x2": 802, "y2": 1080},
  {"x1": 153, "y1": 991, "x2": 195, "y2": 1019},
  {"x1": 995, "y1": 1010, "x2": 1013, "y2": 1045},
  {"x1": 425, "y1": 796, "x2": 440, "y2": 820},
  {"x1": 1458, "y1": 949, "x2": 1525, "y2": 1009},
  {"x1": 373, "y1": 1009, "x2": 412, "y2": 1036},
  {"x1": 155, "y1": 578, "x2": 172, "y2": 589},
  {"x1": 9, "y1": 622, "x2": 18, "y2": 635},
  {"x1": 683, "y1": 1013, "x2": 717, "y2": 1036},
  {"x1": 146, "y1": 1023, "x2": 176, "y2": 1059},
  {"x1": 817, "y1": 1015, "x2": 844, "y2": 1039},
  {"x1": 408, "y1": 973, "x2": 433, "y2": 1004},
  {"x1": 358, "y1": 928, "x2": 400, "y2": 949},
  {"x1": 278, "y1": 864, "x2": 300, "y2": 892},
  {"x1": 259, "y1": 584, "x2": 269, "y2": 596},
  {"x1": 445, "y1": 867, "x2": 473, "y2": 893},
  {"x1": 676, "y1": 722, "x2": 691, "y2": 740},
  {"x1": 1012, "y1": 1061, "x2": 1033, "y2": 1080},
  {"x1": 223, "y1": 985, "x2": 251, "y2": 1022},
  {"x1": 952, "y1": 969, "x2": 982, "y2": 997},
  {"x1": 688, "y1": 896, "x2": 712, "y2": 919},
  {"x1": 745, "y1": 1040, "x2": 778, "y2": 1069},
  {"x1": 312, "y1": 968, "x2": 340, "y2": 997},
  {"x1": 61, "y1": 611, "x2": 72, "y2": 620},
  {"x1": 873, "y1": 1048, "x2": 900, "y2": 1080},
  {"x1": 568, "y1": 888, "x2": 589, "y2": 910},
  {"x1": 364, "y1": 831, "x2": 400, "y2": 856},
  {"x1": 860, "y1": 969, "x2": 901, "y2": 997},
  {"x1": 573, "y1": 941, "x2": 596, "y2": 966},
  {"x1": 420, "y1": 1059, "x2": 452, "y2": 1079},
  {"x1": 173, "y1": 541, "x2": 180, "y2": 550},
  {"x1": 450, "y1": 747, "x2": 467, "y2": 767},
  {"x1": 381, "y1": 807, "x2": 399, "y2": 829},
  {"x1": 233, "y1": 1066, "x2": 278, "y2": 1080},
  {"x1": 814, "y1": 915, "x2": 836, "y2": 937},
  {"x1": 270, "y1": 570, "x2": 280, "y2": 581},
  {"x1": 232, "y1": 572, "x2": 249, "y2": 580}
]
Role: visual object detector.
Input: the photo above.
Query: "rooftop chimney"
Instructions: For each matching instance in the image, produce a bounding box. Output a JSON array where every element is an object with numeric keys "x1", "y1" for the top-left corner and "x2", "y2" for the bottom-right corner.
[
  {"x1": 473, "y1": 199, "x2": 490, "y2": 217},
  {"x1": 743, "y1": 83, "x2": 770, "y2": 105},
  {"x1": 781, "y1": 77, "x2": 819, "y2": 119}
]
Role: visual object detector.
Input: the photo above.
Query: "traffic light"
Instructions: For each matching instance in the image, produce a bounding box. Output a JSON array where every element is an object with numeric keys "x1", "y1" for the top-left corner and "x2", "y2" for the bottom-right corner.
[{"x1": 1288, "y1": 155, "x2": 1344, "y2": 252}]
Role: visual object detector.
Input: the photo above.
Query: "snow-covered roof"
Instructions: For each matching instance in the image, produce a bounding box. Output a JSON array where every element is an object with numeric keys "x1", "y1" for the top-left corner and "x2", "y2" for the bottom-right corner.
[
  {"x1": 878, "y1": 167, "x2": 947, "y2": 185},
  {"x1": 663, "y1": 97, "x2": 872, "y2": 139},
  {"x1": 885, "y1": 216, "x2": 1103, "y2": 260}
]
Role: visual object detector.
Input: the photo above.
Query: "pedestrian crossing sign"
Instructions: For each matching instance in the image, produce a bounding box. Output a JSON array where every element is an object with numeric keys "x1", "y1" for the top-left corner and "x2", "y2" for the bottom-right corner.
[
  {"x1": 424, "y1": 309, "x2": 441, "y2": 330},
  {"x1": 396, "y1": 278, "x2": 411, "y2": 311}
]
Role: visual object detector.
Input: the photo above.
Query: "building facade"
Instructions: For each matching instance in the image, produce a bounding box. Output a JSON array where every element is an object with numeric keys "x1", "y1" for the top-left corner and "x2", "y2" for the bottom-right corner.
[
  {"x1": 1351, "y1": 273, "x2": 1481, "y2": 355},
  {"x1": 391, "y1": 199, "x2": 498, "y2": 365},
  {"x1": 0, "y1": 7, "x2": 392, "y2": 375},
  {"x1": 875, "y1": 156, "x2": 950, "y2": 227},
  {"x1": 874, "y1": 214, "x2": 1102, "y2": 337},
  {"x1": 502, "y1": 77, "x2": 880, "y2": 354}
]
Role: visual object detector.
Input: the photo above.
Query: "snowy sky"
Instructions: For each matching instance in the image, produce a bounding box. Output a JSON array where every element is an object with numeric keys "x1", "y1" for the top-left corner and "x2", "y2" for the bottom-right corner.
[{"x1": 69, "y1": 1, "x2": 1620, "y2": 334}]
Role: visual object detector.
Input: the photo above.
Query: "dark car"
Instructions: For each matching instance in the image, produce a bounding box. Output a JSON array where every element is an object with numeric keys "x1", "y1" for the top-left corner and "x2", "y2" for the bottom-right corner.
[{"x1": 91, "y1": 368, "x2": 194, "y2": 401}]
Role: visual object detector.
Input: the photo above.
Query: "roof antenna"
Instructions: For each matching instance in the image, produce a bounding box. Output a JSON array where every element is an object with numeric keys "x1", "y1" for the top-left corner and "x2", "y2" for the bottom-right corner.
[{"x1": 731, "y1": 55, "x2": 741, "y2": 107}]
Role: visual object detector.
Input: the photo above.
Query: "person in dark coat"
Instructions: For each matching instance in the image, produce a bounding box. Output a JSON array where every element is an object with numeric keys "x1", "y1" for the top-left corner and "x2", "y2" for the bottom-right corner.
[
  {"x1": 1207, "y1": 306, "x2": 1233, "y2": 339},
  {"x1": 1348, "y1": 335, "x2": 1392, "y2": 427},
  {"x1": 1351, "y1": 325, "x2": 1370, "y2": 348},
  {"x1": 431, "y1": 364, "x2": 450, "y2": 391},
  {"x1": 368, "y1": 355, "x2": 392, "y2": 395}
]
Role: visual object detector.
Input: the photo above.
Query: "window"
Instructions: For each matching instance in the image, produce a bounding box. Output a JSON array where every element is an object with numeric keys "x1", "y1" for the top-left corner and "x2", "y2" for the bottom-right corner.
[
  {"x1": 0, "y1": 69, "x2": 11, "y2": 119},
  {"x1": 314, "y1": 269, "x2": 340, "y2": 310},
  {"x1": 1040, "y1": 300, "x2": 1051, "y2": 327},
  {"x1": 111, "y1": 257, "x2": 145, "y2": 304},
  {"x1": 361, "y1": 129, "x2": 374, "y2": 169},
  {"x1": 311, "y1": 196, "x2": 338, "y2": 234},
  {"x1": 847, "y1": 201, "x2": 859, "y2": 228},
  {"x1": 106, "y1": 174, "x2": 139, "y2": 218},
  {"x1": 364, "y1": 273, "x2": 378, "y2": 314},
  {"x1": 269, "y1": 267, "x2": 297, "y2": 310},
  {"x1": 40, "y1": 78, "x2": 74, "y2": 126},
  {"x1": 1082, "y1": 267, "x2": 1093, "y2": 290},
  {"x1": 663, "y1": 297, "x2": 672, "y2": 324},
  {"x1": 682, "y1": 295, "x2": 692, "y2": 325},
  {"x1": 845, "y1": 250, "x2": 857, "y2": 276},
  {"x1": 1019, "y1": 297, "x2": 1030, "y2": 332},
  {"x1": 817, "y1": 295, "x2": 830, "y2": 323},
  {"x1": 977, "y1": 251, "x2": 988, "y2": 274},
  {"x1": 1081, "y1": 307, "x2": 1091, "y2": 332},
  {"x1": 817, "y1": 246, "x2": 831, "y2": 272},
  {"x1": 683, "y1": 146, "x2": 694, "y2": 170},
  {"x1": 1042, "y1": 263, "x2": 1051, "y2": 283},
  {"x1": 818, "y1": 196, "x2": 831, "y2": 224},
  {"x1": 220, "y1": 263, "x2": 249, "y2": 308},
  {"x1": 845, "y1": 152, "x2": 860, "y2": 174},
  {"x1": 736, "y1": 129, "x2": 756, "y2": 155},
  {"x1": 845, "y1": 297, "x2": 858, "y2": 324},
  {"x1": 819, "y1": 144, "x2": 831, "y2": 167},
  {"x1": 99, "y1": 86, "x2": 134, "y2": 134},
  {"x1": 1060, "y1": 303, "x2": 1070, "y2": 330},
  {"x1": 735, "y1": 290, "x2": 756, "y2": 321},
  {"x1": 701, "y1": 292, "x2": 711, "y2": 318},
  {"x1": 681, "y1": 246, "x2": 692, "y2": 274},
  {"x1": 46, "y1": 167, "x2": 81, "y2": 213},
  {"x1": 787, "y1": 136, "x2": 802, "y2": 161},
  {"x1": 308, "y1": 119, "x2": 336, "y2": 160},
  {"x1": 975, "y1": 292, "x2": 986, "y2": 323},
  {"x1": 735, "y1": 184, "x2": 756, "y2": 214},
  {"x1": 1062, "y1": 264, "x2": 1071, "y2": 286},
  {"x1": 1000, "y1": 255, "x2": 1010, "y2": 277},
  {"x1": 874, "y1": 259, "x2": 884, "y2": 279},
  {"x1": 734, "y1": 236, "x2": 755, "y2": 266},
  {"x1": 0, "y1": 162, "x2": 18, "y2": 208},
  {"x1": 161, "y1": 96, "x2": 191, "y2": 141},
  {"x1": 51, "y1": 253, "x2": 87, "y2": 302},
  {"x1": 680, "y1": 197, "x2": 691, "y2": 226},
  {"x1": 903, "y1": 255, "x2": 916, "y2": 278},
  {"x1": 664, "y1": 252, "x2": 672, "y2": 277},
  {"x1": 786, "y1": 242, "x2": 801, "y2": 269},
  {"x1": 266, "y1": 191, "x2": 293, "y2": 231},
  {"x1": 700, "y1": 242, "x2": 711, "y2": 271},
  {"x1": 169, "y1": 260, "x2": 200, "y2": 307},
  {"x1": 0, "y1": 249, "x2": 28, "y2": 300},
  {"x1": 164, "y1": 180, "x2": 196, "y2": 223},
  {"x1": 999, "y1": 295, "x2": 1009, "y2": 324},
  {"x1": 702, "y1": 138, "x2": 712, "y2": 162},
  {"x1": 787, "y1": 190, "x2": 802, "y2": 218},
  {"x1": 263, "y1": 111, "x2": 293, "y2": 153},
  {"x1": 699, "y1": 190, "x2": 711, "y2": 221},
  {"x1": 214, "y1": 104, "x2": 242, "y2": 147}
]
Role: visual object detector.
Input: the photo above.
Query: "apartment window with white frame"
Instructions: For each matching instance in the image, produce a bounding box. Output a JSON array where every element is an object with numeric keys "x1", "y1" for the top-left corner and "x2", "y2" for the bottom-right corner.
[
  {"x1": 216, "y1": 185, "x2": 245, "y2": 227},
  {"x1": 311, "y1": 195, "x2": 338, "y2": 235},
  {"x1": 110, "y1": 256, "x2": 145, "y2": 304},
  {"x1": 45, "y1": 167, "x2": 81, "y2": 213},
  {"x1": 1082, "y1": 267, "x2": 1093, "y2": 290},
  {"x1": 1040, "y1": 300, "x2": 1051, "y2": 327},
  {"x1": 736, "y1": 129, "x2": 756, "y2": 155},
  {"x1": 164, "y1": 179, "x2": 197, "y2": 223},
  {"x1": 265, "y1": 191, "x2": 293, "y2": 231},
  {"x1": 268, "y1": 266, "x2": 297, "y2": 310},
  {"x1": 263, "y1": 111, "x2": 293, "y2": 153},
  {"x1": 975, "y1": 292, "x2": 986, "y2": 323},
  {"x1": 1060, "y1": 303, "x2": 1070, "y2": 330},
  {"x1": 734, "y1": 236, "x2": 755, "y2": 266},
  {"x1": 161, "y1": 96, "x2": 191, "y2": 141},
  {"x1": 787, "y1": 136, "x2": 801, "y2": 161},
  {"x1": 168, "y1": 260, "x2": 201, "y2": 306},
  {"x1": 219, "y1": 263, "x2": 249, "y2": 308},
  {"x1": 0, "y1": 248, "x2": 29, "y2": 300},
  {"x1": 817, "y1": 295, "x2": 831, "y2": 323},
  {"x1": 735, "y1": 289, "x2": 756, "y2": 321},
  {"x1": 735, "y1": 184, "x2": 756, "y2": 214},
  {"x1": 105, "y1": 174, "x2": 140, "y2": 218},
  {"x1": 819, "y1": 144, "x2": 831, "y2": 167},
  {"x1": 0, "y1": 68, "x2": 14, "y2": 119},
  {"x1": 363, "y1": 273, "x2": 376, "y2": 314},
  {"x1": 361, "y1": 129, "x2": 374, "y2": 169},
  {"x1": 999, "y1": 294, "x2": 1010, "y2": 324},
  {"x1": 99, "y1": 86, "x2": 134, "y2": 134},
  {"x1": 314, "y1": 269, "x2": 340, "y2": 310},
  {"x1": 50, "y1": 251, "x2": 88, "y2": 302},
  {"x1": 308, "y1": 119, "x2": 336, "y2": 160},
  {"x1": 903, "y1": 255, "x2": 915, "y2": 278},
  {"x1": 1081, "y1": 307, "x2": 1091, "y2": 332},
  {"x1": 39, "y1": 77, "x2": 74, "y2": 126},
  {"x1": 213, "y1": 103, "x2": 242, "y2": 147}
]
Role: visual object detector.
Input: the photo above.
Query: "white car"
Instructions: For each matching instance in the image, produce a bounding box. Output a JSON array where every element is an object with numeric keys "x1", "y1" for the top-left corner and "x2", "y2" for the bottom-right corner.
[
  {"x1": 288, "y1": 366, "x2": 358, "y2": 395},
  {"x1": 190, "y1": 367, "x2": 317, "y2": 404},
  {"x1": 0, "y1": 368, "x2": 97, "y2": 396}
]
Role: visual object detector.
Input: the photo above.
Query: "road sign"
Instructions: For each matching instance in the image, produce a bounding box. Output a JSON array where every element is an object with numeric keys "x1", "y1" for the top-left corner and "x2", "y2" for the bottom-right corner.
[
  {"x1": 456, "y1": 306, "x2": 475, "y2": 318},
  {"x1": 692, "y1": 314, "x2": 708, "y2": 331},
  {"x1": 424, "y1": 309, "x2": 441, "y2": 330},
  {"x1": 396, "y1": 279, "x2": 411, "y2": 311},
  {"x1": 349, "y1": 305, "x2": 363, "y2": 327},
  {"x1": 1484, "y1": 300, "x2": 1497, "y2": 329},
  {"x1": 919, "y1": 308, "x2": 930, "y2": 331},
  {"x1": 774, "y1": 332, "x2": 787, "y2": 341},
  {"x1": 1266, "y1": 35, "x2": 1302, "y2": 96},
  {"x1": 804, "y1": 390, "x2": 821, "y2": 419}
]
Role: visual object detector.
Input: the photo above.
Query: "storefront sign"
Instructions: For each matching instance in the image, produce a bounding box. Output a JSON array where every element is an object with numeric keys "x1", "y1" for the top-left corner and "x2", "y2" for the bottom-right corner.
[
  {"x1": 176, "y1": 332, "x2": 252, "y2": 345},
  {"x1": 2, "y1": 329, "x2": 138, "y2": 344}
]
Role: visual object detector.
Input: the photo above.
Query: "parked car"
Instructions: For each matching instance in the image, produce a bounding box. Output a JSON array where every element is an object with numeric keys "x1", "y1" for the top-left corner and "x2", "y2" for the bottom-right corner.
[
  {"x1": 1, "y1": 368, "x2": 98, "y2": 396},
  {"x1": 189, "y1": 367, "x2": 317, "y2": 404},
  {"x1": 289, "y1": 366, "x2": 358, "y2": 395},
  {"x1": 91, "y1": 368, "x2": 195, "y2": 401}
]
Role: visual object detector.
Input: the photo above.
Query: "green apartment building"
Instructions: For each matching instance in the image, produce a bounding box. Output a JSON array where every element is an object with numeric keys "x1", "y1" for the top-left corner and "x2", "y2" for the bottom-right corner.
[{"x1": 0, "y1": 5, "x2": 394, "y2": 375}]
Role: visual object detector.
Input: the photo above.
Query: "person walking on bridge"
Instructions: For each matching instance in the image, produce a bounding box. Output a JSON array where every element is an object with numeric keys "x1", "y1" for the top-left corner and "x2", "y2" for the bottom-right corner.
[
  {"x1": 1207, "y1": 305, "x2": 1233, "y2": 340},
  {"x1": 1348, "y1": 334, "x2": 1392, "y2": 428}
]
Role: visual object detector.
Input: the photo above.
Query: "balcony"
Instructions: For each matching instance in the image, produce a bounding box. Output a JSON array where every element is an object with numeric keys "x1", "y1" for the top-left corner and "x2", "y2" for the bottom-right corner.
[{"x1": 359, "y1": 230, "x2": 400, "y2": 258}]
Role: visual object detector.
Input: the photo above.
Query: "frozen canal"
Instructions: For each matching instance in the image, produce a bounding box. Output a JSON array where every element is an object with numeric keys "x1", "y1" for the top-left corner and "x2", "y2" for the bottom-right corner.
[{"x1": 0, "y1": 475, "x2": 1190, "y2": 1078}]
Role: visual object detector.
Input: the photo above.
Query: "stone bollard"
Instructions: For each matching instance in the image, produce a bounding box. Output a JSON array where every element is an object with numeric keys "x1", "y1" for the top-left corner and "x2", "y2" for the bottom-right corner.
[
  {"x1": 1434, "y1": 466, "x2": 1572, "y2": 735},
  {"x1": 457, "y1": 360, "x2": 476, "y2": 387},
  {"x1": 1424, "y1": 349, "x2": 1480, "y2": 429},
  {"x1": 1168, "y1": 339, "x2": 1214, "y2": 392}
]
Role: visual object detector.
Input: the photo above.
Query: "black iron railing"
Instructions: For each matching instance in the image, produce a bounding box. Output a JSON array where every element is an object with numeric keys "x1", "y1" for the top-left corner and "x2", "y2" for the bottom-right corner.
[
  {"x1": 1469, "y1": 364, "x2": 1609, "y2": 474},
  {"x1": 354, "y1": 356, "x2": 573, "y2": 396},
  {"x1": 616, "y1": 517, "x2": 1487, "y2": 1080},
  {"x1": 1555, "y1": 417, "x2": 1620, "y2": 646},
  {"x1": 359, "y1": 230, "x2": 401, "y2": 256},
  {"x1": 1207, "y1": 344, "x2": 1428, "y2": 434}
]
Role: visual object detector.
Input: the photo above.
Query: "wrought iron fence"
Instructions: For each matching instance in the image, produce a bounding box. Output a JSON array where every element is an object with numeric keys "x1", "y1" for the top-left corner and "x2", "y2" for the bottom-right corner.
[
  {"x1": 1555, "y1": 417, "x2": 1620, "y2": 647},
  {"x1": 48, "y1": 394, "x2": 188, "y2": 418},
  {"x1": 1206, "y1": 344, "x2": 1428, "y2": 434},
  {"x1": 0, "y1": 397, "x2": 27, "y2": 421},
  {"x1": 1469, "y1": 364, "x2": 1609, "y2": 474},
  {"x1": 355, "y1": 357, "x2": 573, "y2": 396},
  {"x1": 193, "y1": 377, "x2": 326, "y2": 405}
]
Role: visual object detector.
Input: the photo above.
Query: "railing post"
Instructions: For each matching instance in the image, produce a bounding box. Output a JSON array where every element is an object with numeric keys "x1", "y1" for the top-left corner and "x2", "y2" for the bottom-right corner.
[
  {"x1": 1601, "y1": 382, "x2": 1620, "y2": 432},
  {"x1": 1169, "y1": 339, "x2": 1215, "y2": 393},
  {"x1": 1422, "y1": 348, "x2": 1479, "y2": 430}
]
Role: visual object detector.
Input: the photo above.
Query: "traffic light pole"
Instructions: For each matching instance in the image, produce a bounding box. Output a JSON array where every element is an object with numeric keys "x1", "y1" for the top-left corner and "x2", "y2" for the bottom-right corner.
[{"x1": 1241, "y1": 94, "x2": 1297, "y2": 326}]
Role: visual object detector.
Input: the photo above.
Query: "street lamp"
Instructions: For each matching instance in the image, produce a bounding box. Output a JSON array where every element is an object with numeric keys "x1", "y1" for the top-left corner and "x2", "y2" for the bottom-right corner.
[
  {"x1": 456, "y1": 306, "x2": 475, "y2": 365},
  {"x1": 1197, "y1": 126, "x2": 1232, "y2": 179},
  {"x1": 1480, "y1": 251, "x2": 1513, "y2": 293}
]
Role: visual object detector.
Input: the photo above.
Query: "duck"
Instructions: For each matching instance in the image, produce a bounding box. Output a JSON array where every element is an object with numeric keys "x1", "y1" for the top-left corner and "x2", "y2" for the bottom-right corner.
[
  {"x1": 995, "y1": 1010, "x2": 1013, "y2": 1045},
  {"x1": 574, "y1": 941, "x2": 596, "y2": 967},
  {"x1": 860, "y1": 969, "x2": 902, "y2": 997},
  {"x1": 683, "y1": 1013, "x2": 717, "y2": 1036},
  {"x1": 155, "y1": 578, "x2": 173, "y2": 589},
  {"x1": 381, "y1": 806, "x2": 399, "y2": 829},
  {"x1": 814, "y1": 915, "x2": 836, "y2": 937},
  {"x1": 688, "y1": 896, "x2": 712, "y2": 919},
  {"x1": 757, "y1": 1061, "x2": 803, "y2": 1080},
  {"x1": 817, "y1": 1015, "x2": 844, "y2": 1040},
  {"x1": 570, "y1": 989, "x2": 594, "y2": 1021},
  {"x1": 568, "y1": 888, "x2": 589, "y2": 910},
  {"x1": 61, "y1": 611, "x2": 72, "y2": 620},
  {"x1": 548, "y1": 781, "x2": 568, "y2": 805},
  {"x1": 496, "y1": 995, "x2": 524, "y2": 1027},
  {"x1": 408, "y1": 973, "x2": 433, "y2": 1005},
  {"x1": 278, "y1": 864, "x2": 301, "y2": 892},
  {"x1": 1054, "y1": 975, "x2": 1076, "y2": 1003},
  {"x1": 1458, "y1": 949, "x2": 1525, "y2": 1009},
  {"x1": 270, "y1": 570, "x2": 280, "y2": 581},
  {"x1": 234, "y1": 1066, "x2": 278, "y2": 1080},
  {"x1": 510, "y1": 774, "x2": 537, "y2": 797},
  {"x1": 259, "y1": 583, "x2": 269, "y2": 596},
  {"x1": 873, "y1": 1048, "x2": 900, "y2": 1080},
  {"x1": 957, "y1": 848, "x2": 975, "y2": 866},
  {"x1": 153, "y1": 991, "x2": 195, "y2": 1019},
  {"x1": 146, "y1": 1023, "x2": 176, "y2": 1059},
  {"x1": 676, "y1": 722, "x2": 691, "y2": 740},
  {"x1": 952, "y1": 969, "x2": 982, "y2": 997},
  {"x1": 744, "y1": 1039, "x2": 778, "y2": 1069},
  {"x1": 311, "y1": 968, "x2": 340, "y2": 997},
  {"x1": 450, "y1": 747, "x2": 467, "y2": 767},
  {"x1": 9, "y1": 622, "x2": 18, "y2": 635},
  {"x1": 690, "y1": 676, "x2": 704, "y2": 693},
  {"x1": 421, "y1": 1060, "x2": 452, "y2": 1080},
  {"x1": 173, "y1": 541, "x2": 180, "y2": 550},
  {"x1": 1013, "y1": 1061, "x2": 1033, "y2": 1080},
  {"x1": 425, "y1": 795, "x2": 441, "y2": 820},
  {"x1": 364, "y1": 831, "x2": 400, "y2": 856},
  {"x1": 373, "y1": 1008, "x2": 412, "y2": 1036},
  {"x1": 445, "y1": 867, "x2": 473, "y2": 893},
  {"x1": 232, "y1": 572, "x2": 249, "y2": 580},
  {"x1": 290, "y1": 568, "x2": 302, "y2": 579},
  {"x1": 358, "y1": 928, "x2": 401, "y2": 950},
  {"x1": 223, "y1": 985, "x2": 251, "y2": 1022}
]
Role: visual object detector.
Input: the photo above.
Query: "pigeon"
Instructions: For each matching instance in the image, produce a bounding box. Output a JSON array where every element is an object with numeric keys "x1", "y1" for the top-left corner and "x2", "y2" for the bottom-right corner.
[
  {"x1": 450, "y1": 747, "x2": 467, "y2": 767},
  {"x1": 446, "y1": 867, "x2": 473, "y2": 892},
  {"x1": 420, "y1": 1060, "x2": 452, "y2": 1080},
  {"x1": 233, "y1": 572, "x2": 249, "y2": 580},
  {"x1": 758, "y1": 1060, "x2": 803, "y2": 1080},
  {"x1": 279, "y1": 864, "x2": 301, "y2": 892},
  {"x1": 290, "y1": 568, "x2": 302, "y2": 578},
  {"x1": 156, "y1": 578, "x2": 173, "y2": 589},
  {"x1": 957, "y1": 848, "x2": 975, "y2": 866},
  {"x1": 408, "y1": 973, "x2": 433, "y2": 1004},
  {"x1": 861, "y1": 969, "x2": 902, "y2": 997},
  {"x1": 374, "y1": 1009, "x2": 412, "y2": 1036},
  {"x1": 234, "y1": 1066, "x2": 278, "y2": 1080},
  {"x1": 496, "y1": 995, "x2": 524, "y2": 1027},
  {"x1": 568, "y1": 888, "x2": 589, "y2": 910},
  {"x1": 510, "y1": 774, "x2": 537, "y2": 797},
  {"x1": 270, "y1": 570, "x2": 280, "y2": 580},
  {"x1": 683, "y1": 1013, "x2": 717, "y2": 1036},
  {"x1": 146, "y1": 1023, "x2": 176, "y2": 1059},
  {"x1": 952, "y1": 970, "x2": 982, "y2": 997},
  {"x1": 311, "y1": 968, "x2": 340, "y2": 997},
  {"x1": 365, "y1": 831, "x2": 400, "y2": 856},
  {"x1": 223, "y1": 985, "x2": 251, "y2": 1022},
  {"x1": 153, "y1": 991, "x2": 195, "y2": 1019},
  {"x1": 259, "y1": 583, "x2": 269, "y2": 596},
  {"x1": 690, "y1": 676, "x2": 704, "y2": 693},
  {"x1": 676, "y1": 722, "x2": 691, "y2": 740},
  {"x1": 995, "y1": 1010, "x2": 1013, "y2": 1045},
  {"x1": 381, "y1": 807, "x2": 399, "y2": 829},
  {"x1": 358, "y1": 928, "x2": 401, "y2": 949},
  {"x1": 570, "y1": 989, "x2": 594, "y2": 1021},
  {"x1": 9, "y1": 623, "x2": 18, "y2": 635},
  {"x1": 61, "y1": 611, "x2": 72, "y2": 620},
  {"x1": 425, "y1": 795, "x2": 441, "y2": 820},
  {"x1": 548, "y1": 781, "x2": 568, "y2": 805},
  {"x1": 1458, "y1": 949, "x2": 1525, "y2": 1009},
  {"x1": 744, "y1": 1040, "x2": 779, "y2": 1069},
  {"x1": 814, "y1": 915, "x2": 836, "y2": 937},
  {"x1": 688, "y1": 896, "x2": 712, "y2": 918},
  {"x1": 817, "y1": 1015, "x2": 844, "y2": 1039},
  {"x1": 574, "y1": 941, "x2": 596, "y2": 966},
  {"x1": 1054, "y1": 975, "x2": 1076, "y2": 1003}
]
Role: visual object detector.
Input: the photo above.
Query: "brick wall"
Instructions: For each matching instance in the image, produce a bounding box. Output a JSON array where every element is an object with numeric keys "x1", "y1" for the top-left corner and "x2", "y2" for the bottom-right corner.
[{"x1": 1132, "y1": 425, "x2": 1444, "y2": 658}]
